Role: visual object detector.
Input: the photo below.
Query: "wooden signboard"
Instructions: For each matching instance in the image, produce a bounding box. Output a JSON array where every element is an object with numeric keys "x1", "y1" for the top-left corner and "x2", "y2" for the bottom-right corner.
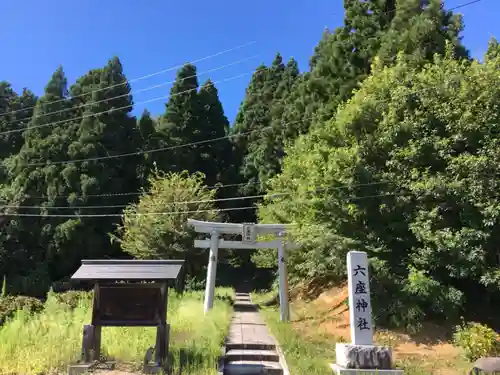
[
  {"x1": 92, "y1": 284, "x2": 166, "y2": 327},
  {"x1": 69, "y1": 260, "x2": 184, "y2": 375}
]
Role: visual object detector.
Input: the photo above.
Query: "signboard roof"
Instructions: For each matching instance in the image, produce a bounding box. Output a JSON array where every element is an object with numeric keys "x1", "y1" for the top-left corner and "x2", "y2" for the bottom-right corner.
[{"x1": 71, "y1": 259, "x2": 184, "y2": 281}]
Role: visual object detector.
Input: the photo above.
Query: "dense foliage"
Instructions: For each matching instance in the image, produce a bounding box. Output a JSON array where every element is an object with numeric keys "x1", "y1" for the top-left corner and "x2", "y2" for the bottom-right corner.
[
  {"x1": 113, "y1": 170, "x2": 219, "y2": 280},
  {"x1": 259, "y1": 48, "x2": 500, "y2": 328},
  {"x1": 453, "y1": 321, "x2": 500, "y2": 361},
  {"x1": 0, "y1": 0, "x2": 498, "y2": 330}
]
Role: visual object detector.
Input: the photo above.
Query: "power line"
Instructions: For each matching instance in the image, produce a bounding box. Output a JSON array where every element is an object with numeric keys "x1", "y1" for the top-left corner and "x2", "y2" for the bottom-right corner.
[
  {"x1": 6, "y1": 55, "x2": 259, "y2": 126},
  {"x1": 1, "y1": 0, "x2": 484, "y2": 165},
  {"x1": 0, "y1": 69, "x2": 258, "y2": 137},
  {"x1": 0, "y1": 0, "x2": 482, "y2": 127},
  {"x1": 449, "y1": 0, "x2": 483, "y2": 12},
  {"x1": 19, "y1": 61, "x2": 484, "y2": 169},
  {"x1": 331, "y1": 0, "x2": 483, "y2": 23},
  {"x1": 378, "y1": 0, "x2": 483, "y2": 17},
  {"x1": 0, "y1": 205, "x2": 257, "y2": 218},
  {"x1": 3, "y1": 177, "x2": 498, "y2": 218},
  {"x1": 0, "y1": 181, "x2": 390, "y2": 210},
  {"x1": 0, "y1": 41, "x2": 257, "y2": 119},
  {"x1": 54, "y1": 168, "x2": 499, "y2": 201},
  {"x1": 0, "y1": 0, "x2": 486, "y2": 214},
  {"x1": 21, "y1": 108, "x2": 283, "y2": 167},
  {"x1": 7, "y1": 181, "x2": 257, "y2": 200},
  {"x1": 0, "y1": 191, "x2": 423, "y2": 218},
  {"x1": 2, "y1": 193, "x2": 269, "y2": 210}
]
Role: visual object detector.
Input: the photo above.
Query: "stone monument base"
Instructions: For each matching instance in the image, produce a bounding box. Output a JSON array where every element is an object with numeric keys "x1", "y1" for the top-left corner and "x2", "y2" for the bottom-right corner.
[
  {"x1": 336, "y1": 343, "x2": 393, "y2": 369},
  {"x1": 331, "y1": 364, "x2": 404, "y2": 375},
  {"x1": 332, "y1": 343, "x2": 403, "y2": 374}
]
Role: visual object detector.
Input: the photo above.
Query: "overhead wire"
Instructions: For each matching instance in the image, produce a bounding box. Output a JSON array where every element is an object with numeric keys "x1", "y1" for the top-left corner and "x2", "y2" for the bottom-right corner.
[
  {"x1": 449, "y1": 0, "x2": 483, "y2": 11},
  {"x1": 9, "y1": 181, "x2": 258, "y2": 200},
  {"x1": 0, "y1": 69, "x2": 260, "y2": 137},
  {"x1": 18, "y1": 61, "x2": 485, "y2": 169},
  {"x1": 372, "y1": 0, "x2": 484, "y2": 18},
  {"x1": 0, "y1": 206, "x2": 257, "y2": 218},
  {"x1": 0, "y1": 191, "x2": 420, "y2": 218},
  {"x1": 330, "y1": 0, "x2": 484, "y2": 23},
  {"x1": 0, "y1": 181, "x2": 390, "y2": 210},
  {"x1": 0, "y1": 41, "x2": 257, "y2": 119},
  {"x1": 0, "y1": 0, "x2": 484, "y2": 161},
  {"x1": 22, "y1": 109, "x2": 279, "y2": 167},
  {"x1": 4, "y1": 55, "x2": 259, "y2": 126},
  {"x1": 0, "y1": 0, "x2": 487, "y2": 217}
]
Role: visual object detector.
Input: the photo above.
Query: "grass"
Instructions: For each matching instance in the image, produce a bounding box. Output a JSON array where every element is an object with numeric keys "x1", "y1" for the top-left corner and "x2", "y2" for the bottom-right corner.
[
  {"x1": 253, "y1": 291, "x2": 337, "y2": 375},
  {"x1": 0, "y1": 288, "x2": 234, "y2": 375},
  {"x1": 260, "y1": 307, "x2": 337, "y2": 374}
]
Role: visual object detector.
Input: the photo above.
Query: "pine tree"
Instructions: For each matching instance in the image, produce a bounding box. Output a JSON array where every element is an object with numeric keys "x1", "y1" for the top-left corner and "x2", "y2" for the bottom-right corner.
[
  {"x1": 279, "y1": 0, "x2": 396, "y2": 140},
  {"x1": 155, "y1": 63, "x2": 201, "y2": 174},
  {"x1": 377, "y1": 0, "x2": 469, "y2": 66},
  {"x1": 484, "y1": 36, "x2": 500, "y2": 62},
  {"x1": 0, "y1": 83, "x2": 37, "y2": 162},
  {"x1": 137, "y1": 109, "x2": 157, "y2": 183},
  {"x1": 61, "y1": 57, "x2": 141, "y2": 274},
  {"x1": 272, "y1": 0, "x2": 469, "y2": 186},
  {"x1": 254, "y1": 57, "x2": 299, "y2": 183},
  {"x1": 0, "y1": 84, "x2": 37, "y2": 186},
  {"x1": 197, "y1": 79, "x2": 230, "y2": 187},
  {"x1": 1, "y1": 67, "x2": 73, "y2": 292},
  {"x1": 232, "y1": 54, "x2": 287, "y2": 195}
]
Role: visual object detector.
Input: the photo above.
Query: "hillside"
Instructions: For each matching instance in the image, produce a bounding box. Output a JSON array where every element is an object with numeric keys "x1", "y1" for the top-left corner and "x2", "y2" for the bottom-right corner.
[{"x1": 258, "y1": 285, "x2": 473, "y2": 375}]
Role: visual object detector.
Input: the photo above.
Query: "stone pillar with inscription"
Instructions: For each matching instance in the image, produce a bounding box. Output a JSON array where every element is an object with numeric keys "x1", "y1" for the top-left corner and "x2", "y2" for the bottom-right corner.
[{"x1": 330, "y1": 251, "x2": 403, "y2": 375}]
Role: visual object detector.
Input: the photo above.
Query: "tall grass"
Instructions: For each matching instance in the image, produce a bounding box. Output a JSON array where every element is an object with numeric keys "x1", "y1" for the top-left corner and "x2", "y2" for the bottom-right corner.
[
  {"x1": 258, "y1": 305, "x2": 337, "y2": 374},
  {"x1": 0, "y1": 288, "x2": 233, "y2": 375}
]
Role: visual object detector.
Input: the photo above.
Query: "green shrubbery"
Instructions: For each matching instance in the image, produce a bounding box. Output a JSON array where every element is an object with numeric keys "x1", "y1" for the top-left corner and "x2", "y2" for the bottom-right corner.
[
  {"x1": 0, "y1": 289, "x2": 90, "y2": 326},
  {"x1": 453, "y1": 321, "x2": 500, "y2": 361},
  {"x1": 52, "y1": 290, "x2": 92, "y2": 309},
  {"x1": 0, "y1": 296, "x2": 44, "y2": 325}
]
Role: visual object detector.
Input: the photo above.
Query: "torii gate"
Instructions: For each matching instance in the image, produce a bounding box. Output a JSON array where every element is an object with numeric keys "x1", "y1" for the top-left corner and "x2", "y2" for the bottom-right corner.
[{"x1": 187, "y1": 219, "x2": 295, "y2": 322}]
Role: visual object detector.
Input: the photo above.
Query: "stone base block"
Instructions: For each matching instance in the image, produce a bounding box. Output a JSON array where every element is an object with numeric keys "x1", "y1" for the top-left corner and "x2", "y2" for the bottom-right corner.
[
  {"x1": 143, "y1": 363, "x2": 165, "y2": 374},
  {"x1": 331, "y1": 364, "x2": 403, "y2": 375},
  {"x1": 336, "y1": 343, "x2": 393, "y2": 369},
  {"x1": 67, "y1": 363, "x2": 93, "y2": 375}
]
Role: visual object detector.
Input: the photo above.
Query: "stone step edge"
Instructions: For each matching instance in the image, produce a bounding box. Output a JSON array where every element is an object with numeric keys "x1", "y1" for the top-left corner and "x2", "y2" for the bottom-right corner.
[
  {"x1": 225, "y1": 349, "x2": 280, "y2": 362},
  {"x1": 226, "y1": 342, "x2": 277, "y2": 351},
  {"x1": 224, "y1": 360, "x2": 283, "y2": 375}
]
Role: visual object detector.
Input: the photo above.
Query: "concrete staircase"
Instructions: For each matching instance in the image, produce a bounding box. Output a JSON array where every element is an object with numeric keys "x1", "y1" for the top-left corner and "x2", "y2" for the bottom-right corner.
[{"x1": 222, "y1": 293, "x2": 285, "y2": 375}]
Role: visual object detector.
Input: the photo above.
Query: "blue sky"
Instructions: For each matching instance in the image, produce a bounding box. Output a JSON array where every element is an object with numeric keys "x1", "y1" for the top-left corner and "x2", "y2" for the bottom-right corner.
[{"x1": 1, "y1": 0, "x2": 496, "y2": 123}]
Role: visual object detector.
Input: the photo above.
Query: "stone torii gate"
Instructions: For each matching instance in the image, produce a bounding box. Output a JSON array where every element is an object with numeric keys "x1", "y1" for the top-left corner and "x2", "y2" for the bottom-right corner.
[{"x1": 187, "y1": 219, "x2": 295, "y2": 322}]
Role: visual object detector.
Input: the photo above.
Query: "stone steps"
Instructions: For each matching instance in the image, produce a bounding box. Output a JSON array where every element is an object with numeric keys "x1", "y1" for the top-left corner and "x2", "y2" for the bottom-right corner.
[{"x1": 223, "y1": 292, "x2": 285, "y2": 375}]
